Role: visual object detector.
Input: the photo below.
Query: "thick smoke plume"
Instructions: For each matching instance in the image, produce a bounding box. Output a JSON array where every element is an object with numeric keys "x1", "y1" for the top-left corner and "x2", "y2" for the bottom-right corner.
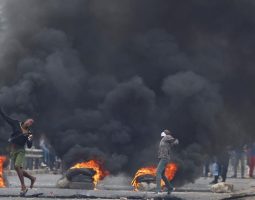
[{"x1": 0, "y1": 0, "x2": 254, "y2": 185}]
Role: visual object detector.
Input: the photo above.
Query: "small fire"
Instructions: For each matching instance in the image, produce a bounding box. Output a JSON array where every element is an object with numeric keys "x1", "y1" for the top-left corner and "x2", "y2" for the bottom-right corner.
[
  {"x1": 70, "y1": 160, "x2": 109, "y2": 186},
  {"x1": 131, "y1": 163, "x2": 178, "y2": 190},
  {"x1": 0, "y1": 156, "x2": 6, "y2": 188}
]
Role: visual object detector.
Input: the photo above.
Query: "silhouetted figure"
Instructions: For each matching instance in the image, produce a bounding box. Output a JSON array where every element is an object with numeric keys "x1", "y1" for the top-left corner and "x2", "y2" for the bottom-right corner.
[
  {"x1": 231, "y1": 146, "x2": 246, "y2": 178},
  {"x1": 218, "y1": 147, "x2": 230, "y2": 182}
]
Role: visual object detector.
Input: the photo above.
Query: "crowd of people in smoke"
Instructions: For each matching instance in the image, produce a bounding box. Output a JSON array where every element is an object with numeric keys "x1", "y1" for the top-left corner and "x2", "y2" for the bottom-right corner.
[{"x1": 204, "y1": 143, "x2": 255, "y2": 184}]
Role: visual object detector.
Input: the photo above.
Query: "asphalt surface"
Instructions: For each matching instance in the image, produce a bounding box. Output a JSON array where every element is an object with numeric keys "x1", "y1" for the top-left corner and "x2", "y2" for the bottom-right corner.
[{"x1": 1, "y1": 174, "x2": 255, "y2": 199}]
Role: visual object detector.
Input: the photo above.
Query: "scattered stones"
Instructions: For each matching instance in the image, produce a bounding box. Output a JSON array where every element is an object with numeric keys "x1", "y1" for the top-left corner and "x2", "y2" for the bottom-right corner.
[
  {"x1": 56, "y1": 176, "x2": 69, "y2": 188},
  {"x1": 211, "y1": 182, "x2": 234, "y2": 193}
]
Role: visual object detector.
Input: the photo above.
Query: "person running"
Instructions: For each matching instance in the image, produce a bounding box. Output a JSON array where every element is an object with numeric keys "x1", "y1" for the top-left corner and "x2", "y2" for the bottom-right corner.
[
  {"x1": 156, "y1": 129, "x2": 179, "y2": 194},
  {"x1": 0, "y1": 107, "x2": 36, "y2": 196}
]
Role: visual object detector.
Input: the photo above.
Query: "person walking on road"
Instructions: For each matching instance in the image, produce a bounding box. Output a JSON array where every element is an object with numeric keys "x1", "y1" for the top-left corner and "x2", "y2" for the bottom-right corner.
[{"x1": 156, "y1": 129, "x2": 179, "y2": 194}]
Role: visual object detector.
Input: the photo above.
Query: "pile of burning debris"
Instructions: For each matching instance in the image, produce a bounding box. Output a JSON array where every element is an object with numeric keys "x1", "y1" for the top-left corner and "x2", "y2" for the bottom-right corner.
[
  {"x1": 131, "y1": 163, "x2": 178, "y2": 191},
  {"x1": 57, "y1": 160, "x2": 109, "y2": 189}
]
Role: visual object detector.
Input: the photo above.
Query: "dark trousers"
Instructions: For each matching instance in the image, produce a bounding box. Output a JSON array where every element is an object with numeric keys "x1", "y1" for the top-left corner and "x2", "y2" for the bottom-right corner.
[
  {"x1": 156, "y1": 158, "x2": 173, "y2": 192},
  {"x1": 233, "y1": 153, "x2": 245, "y2": 177},
  {"x1": 220, "y1": 163, "x2": 229, "y2": 182}
]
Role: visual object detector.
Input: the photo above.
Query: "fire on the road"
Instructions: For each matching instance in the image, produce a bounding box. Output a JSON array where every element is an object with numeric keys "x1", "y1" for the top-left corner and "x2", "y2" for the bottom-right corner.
[
  {"x1": 131, "y1": 163, "x2": 178, "y2": 190},
  {"x1": 70, "y1": 160, "x2": 109, "y2": 185},
  {"x1": 0, "y1": 156, "x2": 6, "y2": 188}
]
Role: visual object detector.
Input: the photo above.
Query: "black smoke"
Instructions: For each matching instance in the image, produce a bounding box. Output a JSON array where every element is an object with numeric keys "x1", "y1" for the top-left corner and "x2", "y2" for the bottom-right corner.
[{"x1": 0, "y1": 0, "x2": 254, "y2": 185}]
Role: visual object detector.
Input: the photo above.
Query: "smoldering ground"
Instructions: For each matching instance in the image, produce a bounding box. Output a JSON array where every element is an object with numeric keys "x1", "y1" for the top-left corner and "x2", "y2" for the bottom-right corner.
[{"x1": 0, "y1": 0, "x2": 254, "y2": 185}]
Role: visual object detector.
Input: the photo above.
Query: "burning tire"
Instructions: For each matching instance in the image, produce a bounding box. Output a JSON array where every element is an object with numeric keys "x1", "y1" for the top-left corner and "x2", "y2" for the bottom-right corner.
[
  {"x1": 131, "y1": 163, "x2": 178, "y2": 191},
  {"x1": 136, "y1": 174, "x2": 156, "y2": 183},
  {"x1": 66, "y1": 168, "x2": 96, "y2": 181},
  {"x1": 56, "y1": 160, "x2": 109, "y2": 189},
  {"x1": 57, "y1": 168, "x2": 96, "y2": 189},
  {"x1": 71, "y1": 174, "x2": 94, "y2": 183}
]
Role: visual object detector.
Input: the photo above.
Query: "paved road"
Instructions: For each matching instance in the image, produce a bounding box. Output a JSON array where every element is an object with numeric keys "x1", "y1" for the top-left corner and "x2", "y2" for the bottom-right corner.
[
  {"x1": 7, "y1": 174, "x2": 62, "y2": 188},
  {"x1": 2, "y1": 174, "x2": 255, "y2": 199}
]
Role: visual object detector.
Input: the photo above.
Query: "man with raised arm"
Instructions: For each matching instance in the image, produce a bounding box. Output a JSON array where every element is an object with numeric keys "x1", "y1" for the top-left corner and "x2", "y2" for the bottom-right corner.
[
  {"x1": 156, "y1": 129, "x2": 179, "y2": 194},
  {"x1": 0, "y1": 107, "x2": 36, "y2": 196}
]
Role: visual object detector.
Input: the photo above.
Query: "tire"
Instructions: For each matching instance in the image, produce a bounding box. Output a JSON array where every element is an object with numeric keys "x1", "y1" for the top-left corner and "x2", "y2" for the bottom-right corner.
[
  {"x1": 66, "y1": 168, "x2": 96, "y2": 180},
  {"x1": 136, "y1": 174, "x2": 156, "y2": 183},
  {"x1": 72, "y1": 174, "x2": 93, "y2": 182}
]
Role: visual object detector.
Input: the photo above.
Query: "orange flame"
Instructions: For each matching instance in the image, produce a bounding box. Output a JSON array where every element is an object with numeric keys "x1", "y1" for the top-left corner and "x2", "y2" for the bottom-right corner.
[
  {"x1": 131, "y1": 163, "x2": 178, "y2": 190},
  {"x1": 0, "y1": 156, "x2": 6, "y2": 188},
  {"x1": 70, "y1": 160, "x2": 109, "y2": 186}
]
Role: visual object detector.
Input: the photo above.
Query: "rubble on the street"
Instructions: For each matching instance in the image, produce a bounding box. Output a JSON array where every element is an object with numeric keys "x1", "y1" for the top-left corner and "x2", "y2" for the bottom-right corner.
[{"x1": 211, "y1": 182, "x2": 234, "y2": 193}]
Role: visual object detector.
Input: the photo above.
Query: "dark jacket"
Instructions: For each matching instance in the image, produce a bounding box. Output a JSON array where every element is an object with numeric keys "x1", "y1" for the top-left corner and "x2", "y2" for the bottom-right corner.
[
  {"x1": 158, "y1": 135, "x2": 178, "y2": 160},
  {"x1": 218, "y1": 150, "x2": 230, "y2": 166},
  {"x1": 0, "y1": 108, "x2": 32, "y2": 148}
]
